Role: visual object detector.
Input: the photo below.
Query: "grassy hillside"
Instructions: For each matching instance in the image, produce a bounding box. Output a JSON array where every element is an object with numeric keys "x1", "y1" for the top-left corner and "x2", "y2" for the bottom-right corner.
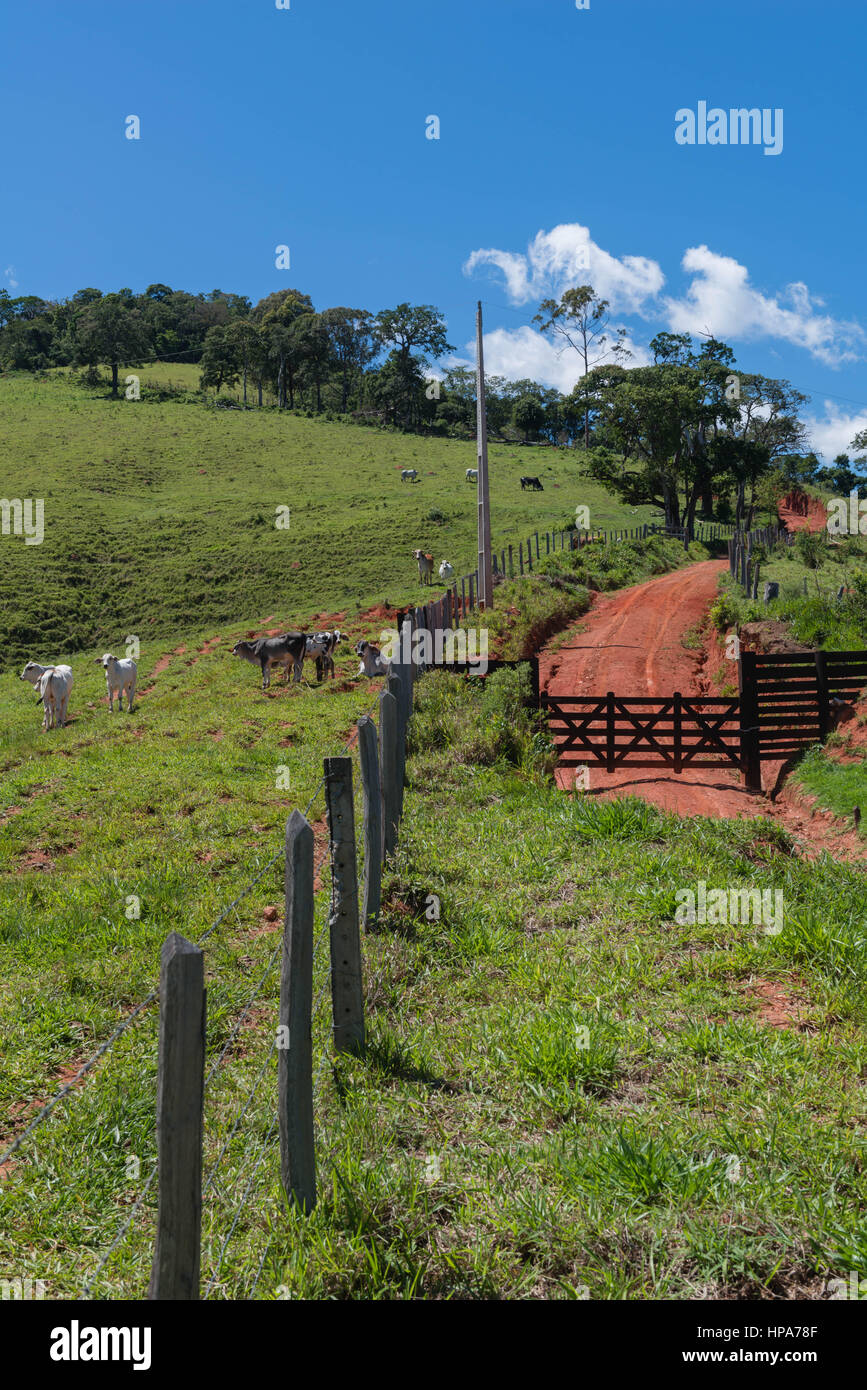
[
  {"x1": 0, "y1": 371, "x2": 660, "y2": 670},
  {"x1": 3, "y1": 666, "x2": 865, "y2": 1298}
]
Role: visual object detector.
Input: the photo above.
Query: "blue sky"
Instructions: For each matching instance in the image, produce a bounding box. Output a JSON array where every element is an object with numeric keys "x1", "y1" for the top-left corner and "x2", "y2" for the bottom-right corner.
[{"x1": 4, "y1": 0, "x2": 867, "y2": 457}]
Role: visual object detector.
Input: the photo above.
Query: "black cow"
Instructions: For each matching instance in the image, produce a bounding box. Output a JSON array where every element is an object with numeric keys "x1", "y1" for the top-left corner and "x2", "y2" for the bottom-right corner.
[
  {"x1": 520, "y1": 476, "x2": 544, "y2": 491},
  {"x1": 232, "y1": 632, "x2": 308, "y2": 689}
]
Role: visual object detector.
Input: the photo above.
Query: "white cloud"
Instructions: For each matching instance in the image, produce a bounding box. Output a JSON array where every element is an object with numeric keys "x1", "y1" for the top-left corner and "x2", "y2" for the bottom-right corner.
[
  {"x1": 464, "y1": 225, "x2": 864, "y2": 370},
  {"x1": 454, "y1": 325, "x2": 649, "y2": 395},
  {"x1": 464, "y1": 223, "x2": 664, "y2": 316},
  {"x1": 4, "y1": 265, "x2": 18, "y2": 290},
  {"x1": 664, "y1": 246, "x2": 864, "y2": 367},
  {"x1": 803, "y1": 402, "x2": 867, "y2": 461}
]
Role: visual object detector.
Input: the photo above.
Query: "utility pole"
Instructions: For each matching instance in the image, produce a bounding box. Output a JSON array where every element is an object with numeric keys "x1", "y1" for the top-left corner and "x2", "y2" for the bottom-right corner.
[{"x1": 476, "y1": 301, "x2": 493, "y2": 609}]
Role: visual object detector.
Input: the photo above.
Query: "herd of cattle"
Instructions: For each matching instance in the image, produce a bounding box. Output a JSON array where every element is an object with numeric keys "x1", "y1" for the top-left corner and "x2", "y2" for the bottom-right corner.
[
  {"x1": 20, "y1": 465, "x2": 549, "y2": 728},
  {"x1": 18, "y1": 632, "x2": 393, "y2": 727},
  {"x1": 404, "y1": 466, "x2": 543, "y2": 491},
  {"x1": 20, "y1": 653, "x2": 136, "y2": 731}
]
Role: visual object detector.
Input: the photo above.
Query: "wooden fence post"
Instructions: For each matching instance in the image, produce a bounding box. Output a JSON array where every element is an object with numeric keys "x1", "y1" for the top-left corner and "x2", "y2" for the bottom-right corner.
[
  {"x1": 519, "y1": 542, "x2": 524, "y2": 575},
  {"x1": 149, "y1": 932, "x2": 205, "y2": 1301},
  {"x1": 279, "y1": 810, "x2": 316, "y2": 1213},
  {"x1": 508, "y1": 544, "x2": 514, "y2": 577},
  {"x1": 357, "y1": 716, "x2": 382, "y2": 930},
  {"x1": 673, "y1": 691, "x2": 682, "y2": 774},
  {"x1": 606, "y1": 691, "x2": 616, "y2": 774},
  {"x1": 738, "y1": 652, "x2": 762, "y2": 792},
  {"x1": 324, "y1": 758, "x2": 365, "y2": 1055},
  {"x1": 814, "y1": 649, "x2": 830, "y2": 740},
  {"x1": 388, "y1": 671, "x2": 407, "y2": 824},
  {"x1": 380, "y1": 687, "x2": 399, "y2": 861}
]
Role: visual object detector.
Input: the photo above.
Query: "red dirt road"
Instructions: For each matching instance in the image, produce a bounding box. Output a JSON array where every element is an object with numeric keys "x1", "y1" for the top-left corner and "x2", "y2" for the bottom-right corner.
[
  {"x1": 540, "y1": 560, "x2": 865, "y2": 856},
  {"x1": 540, "y1": 560, "x2": 766, "y2": 817}
]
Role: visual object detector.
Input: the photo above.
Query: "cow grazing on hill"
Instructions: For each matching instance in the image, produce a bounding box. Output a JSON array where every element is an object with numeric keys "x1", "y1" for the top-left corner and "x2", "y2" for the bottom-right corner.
[
  {"x1": 520, "y1": 476, "x2": 544, "y2": 491},
  {"x1": 20, "y1": 661, "x2": 73, "y2": 730},
  {"x1": 94, "y1": 653, "x2": 137, "y2": 713},
  {"x1": 466, "y1": 468, "x2": 478, "y2": 482},
  {"x1": 401, "y1": 468, "x2": 419, "y2": 483},
  {"x1": 232, "y1": 633, "x2": 307, "y2": 690},
  {"x1": 413, "y1": 549, "x2": 434, "y2": 585}
]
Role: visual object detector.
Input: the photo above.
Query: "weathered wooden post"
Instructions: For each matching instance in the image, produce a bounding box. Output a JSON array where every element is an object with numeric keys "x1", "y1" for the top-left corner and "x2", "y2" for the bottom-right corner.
[
  {"x1": 508, "y1": 544, "x2": 514, "y2": 577},
  {"x1": 738, "y1": 651, "x2": 762, "y2": 793},
  {"x1": 814, "y1": 649, "x2": 830, "y2": 741},
  {"x1": 606, "y1": 691, "x2": 616, "y2": 773},
  {"x1": 380, "y1": 686, "x2": 399, "y2": 861},
  {"x1": 149, "y1": 933, "x2": 206, "y2": 1301},
  {"x1": 357, "y1": 715, "x2": 382, "y2": 930},
  {"x1": 279, "y1": 810, "x2": 316, "y2": 1213},
  {"x1": 388, "y1": 671, "x2": 407, "y2": 824},
  {"x1": 324, "y1": 758, "x2": 364, "y2": 1055}
]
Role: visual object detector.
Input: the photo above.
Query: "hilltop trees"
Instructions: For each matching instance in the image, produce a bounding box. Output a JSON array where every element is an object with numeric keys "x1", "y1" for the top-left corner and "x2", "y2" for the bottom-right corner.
[
  {"x1": 73, "y1": 292, "x2": 154, "y2": 396},
  {"x1": 534, "y1": 285, "x2": 630, "y2": 447},
  {"x1": 0, "y1": 277, "x2": 813, "y2": 518},
  {"x1": 579, "y1": 337, "x2": 807, "y2": 531},
  {"x1": 372, "y1": 304, "x2": 454, "y2": 428}
]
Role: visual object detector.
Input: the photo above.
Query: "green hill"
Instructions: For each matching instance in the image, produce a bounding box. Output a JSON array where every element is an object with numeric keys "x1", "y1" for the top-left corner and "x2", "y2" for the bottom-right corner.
[{"x1": 0, "y1": 371, "x2": 659, "y2": 669}]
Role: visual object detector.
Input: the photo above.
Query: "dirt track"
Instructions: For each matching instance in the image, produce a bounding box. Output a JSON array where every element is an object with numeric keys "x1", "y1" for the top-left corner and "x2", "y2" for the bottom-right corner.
[
  {"x1": 539, "y1": 560, "x2": 761, "y2": 816},
  {"x1": 540, "y1": 557, "x2": 864, "y2": 856}
]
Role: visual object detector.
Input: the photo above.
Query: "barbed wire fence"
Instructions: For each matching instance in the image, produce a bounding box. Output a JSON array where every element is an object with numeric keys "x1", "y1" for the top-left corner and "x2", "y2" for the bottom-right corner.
[{"x1": 1, "y1": 666, "x2": 390, "y2": 1301}]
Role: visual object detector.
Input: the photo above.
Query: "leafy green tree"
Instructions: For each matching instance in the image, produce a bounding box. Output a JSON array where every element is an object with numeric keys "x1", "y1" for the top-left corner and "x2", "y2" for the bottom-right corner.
[
  {"x1": 373, "y1": 304, "x2": 454, "y2": 429},
  {"x1": 513, "y1": 393, "x2": 546, "y2": 441},
  {"x1": 199, "y1": 324, "x2": 240, "y2": 393},
  {"x1": 534, "y1": 285, "x2": 630, "y2": 446},
  {"x1": 73, "y1": 293, "x2": 153, "y2": 395},
  {"x1": 319, "y1": 307, "x2": 375, "y2": 411}
]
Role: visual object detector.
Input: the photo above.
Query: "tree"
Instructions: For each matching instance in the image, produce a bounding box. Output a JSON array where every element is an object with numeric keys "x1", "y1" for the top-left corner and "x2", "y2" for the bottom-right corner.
[
  {"x1": 257, "y1": 290, "x2": 315, "y2": 409},
  {"x1": 319, "y1": 307, "x2": 375, "y2": 411},
  {"x1": 534, "y1": 285, "x2": 630, "y2": 446},
  {"x1": 373, "y1": 304, "x2": 454, "y2": 429},
  {"x1": 73, "y1": 294, "x2": 153, "y2": 396},
  {"x1": 225, "y1": 319, "x2": 265, "y2": 406},
  {"x1": 514, "y1": 393, "x2": 546, "y2": 442},
  {"x1": 199, "y1": 324, "x2": 240, "y2": 393}
]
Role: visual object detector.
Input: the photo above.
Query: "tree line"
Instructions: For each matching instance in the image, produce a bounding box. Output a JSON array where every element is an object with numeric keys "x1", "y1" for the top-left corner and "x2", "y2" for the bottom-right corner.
[{"x1": 1, "y1": 279, "x2": 863, "y2": 528}]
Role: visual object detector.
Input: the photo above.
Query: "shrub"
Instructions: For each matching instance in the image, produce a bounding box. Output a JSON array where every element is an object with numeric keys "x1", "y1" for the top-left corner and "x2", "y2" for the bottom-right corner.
[
  {"x1": 709, "y1": 593, "x2": 740, "y2": 631},
  {"x1": 795, "y1": 530, "x2": 825, "y2": 570}
]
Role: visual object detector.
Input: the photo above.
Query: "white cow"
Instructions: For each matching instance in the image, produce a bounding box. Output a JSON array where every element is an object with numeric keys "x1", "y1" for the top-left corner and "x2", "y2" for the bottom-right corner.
[
  {"x1": 439, "y1": 560, "x2": 455, "y2": 582},
  {"x1": 401, "y1": 468, "x2": 419, "y2": 483},
  {"x1": 20, "y1": 661, "x2": 73, "y2": 730},
  {"x1": 354, "y1": 640, "x2": 391, "y2": 678},
  {"x1": 95, "y1": 653, "x2": 137, "y2": 712},
  {"x1": 413, "y1": 549, "x2": 434, "y2": 585},
  {"x1": 466, "y1": 468, "x2": 478, "y2": 482}
]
